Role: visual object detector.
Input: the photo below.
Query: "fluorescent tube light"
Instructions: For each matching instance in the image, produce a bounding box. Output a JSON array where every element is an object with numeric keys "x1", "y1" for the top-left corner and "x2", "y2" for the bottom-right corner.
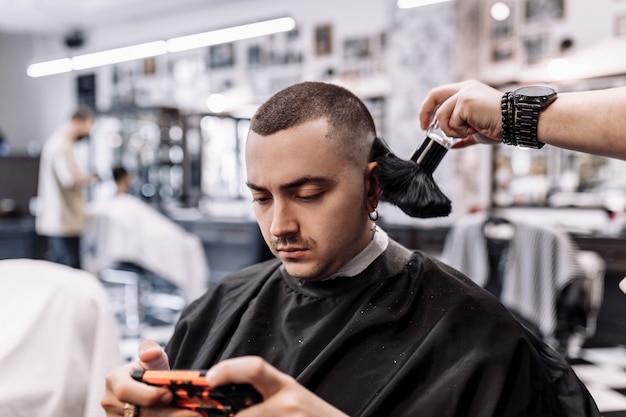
[
  {"x1": 71, "y1": 41, "x2": 167, "y2": 70},
  {"x1": 27, "y1": 58, "x2": 72, "y2": 78},
  {"x1": 26, "y1": 16, "x2": 296, "y2": 78},
  {"x1": 167, "y1": 17, "x2": 296, "y2": 52},
  {"x1": 27, "y1": 41, "x2": 166, "y2": 78},
  {"x1": 397, "y1": 0, "x2": 452, "y2": 9}
]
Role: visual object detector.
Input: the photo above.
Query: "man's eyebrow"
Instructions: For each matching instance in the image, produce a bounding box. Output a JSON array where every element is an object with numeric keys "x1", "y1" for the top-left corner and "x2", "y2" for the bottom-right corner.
[
  {"x1": 246, "y1": 176, "x2": 334, "y2": 191},
  {"x1": 245, "y1": 182, "x2": 266, "y2": 191}
]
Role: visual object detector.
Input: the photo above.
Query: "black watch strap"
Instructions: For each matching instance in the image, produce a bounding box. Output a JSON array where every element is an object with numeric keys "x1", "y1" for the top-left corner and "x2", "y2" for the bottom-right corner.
[
  {"x1": 501, "y1": 86, "x2": 557, "y2": 149},
  {"x1": 514, "y1": 97, "x2": 545, "y2": 149}
]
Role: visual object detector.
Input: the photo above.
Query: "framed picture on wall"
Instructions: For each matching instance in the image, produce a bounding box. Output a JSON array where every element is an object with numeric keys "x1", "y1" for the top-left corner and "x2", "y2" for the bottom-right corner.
[
  {"x1": 491, "y1": 46, "x2": 515, "y2": 62},
  {"x1": 143, "y1": 57, "x2": 156, "y2": 75},
  {"x1": 523, "y1": 33, "x2": 549, "y2": 65},
  {"x1": 525, "y1": 0, "x2": 564, "y2": 23},
  {"x1": 315, "y1": 24, "x2": 333, "y2": 56},
  {"x1": 344, "y1": 37, "x2": 370, "y2": 59},
  {"x1": 247, "y1": 44, "x2": 264, "y2": 68},
  {"x1": 209, "y1": 43, "x2": 235, "y2": 68},
  {"x1": 615, "y1": 15, "x2": 626, "y2": 37}
]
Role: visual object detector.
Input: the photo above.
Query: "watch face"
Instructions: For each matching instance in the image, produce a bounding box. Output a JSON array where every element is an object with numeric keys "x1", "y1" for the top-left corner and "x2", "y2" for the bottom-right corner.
[{"x1": 516, "y1": 85, "x2": 556, "y2": 98}]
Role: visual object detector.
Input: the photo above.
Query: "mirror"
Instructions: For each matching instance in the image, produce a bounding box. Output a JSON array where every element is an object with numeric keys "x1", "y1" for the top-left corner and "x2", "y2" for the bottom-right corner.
[{"x1": 492, "y1": 143, "x2": 626, "y2": 211}]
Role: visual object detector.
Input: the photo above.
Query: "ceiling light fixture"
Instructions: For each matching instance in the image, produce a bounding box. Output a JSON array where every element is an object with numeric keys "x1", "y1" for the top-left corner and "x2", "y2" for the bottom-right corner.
[
  {"x1": 397, "y1": 0, "x2": 453, "y2": 9},
  {"x1": 26, "y1": 16, "x2": 296, "y2": 78},
  {"x1": 71, "y1": 41, "x2": 167, "y2": 70},
  {"x1": 167, "y1": 17, "x2": 296, "y2": 53},
  {"x1": 490, "y1": 2, "x2": 511, "y2": 21},
  {"x1": 27, "y1": 58, "x2": 72, "y2": 77}
]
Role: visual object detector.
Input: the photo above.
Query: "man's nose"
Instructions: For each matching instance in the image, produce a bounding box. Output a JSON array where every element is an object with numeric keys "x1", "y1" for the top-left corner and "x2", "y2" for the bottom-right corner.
[{"x1": 269, "y1": 199, "x2": 298, "y2": 237}]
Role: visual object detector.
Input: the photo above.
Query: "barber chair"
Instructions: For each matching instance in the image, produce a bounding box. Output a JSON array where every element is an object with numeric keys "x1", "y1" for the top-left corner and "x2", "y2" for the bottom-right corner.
[{"x1": 99, "y1": 262, "x2": 186, "y2": 345}]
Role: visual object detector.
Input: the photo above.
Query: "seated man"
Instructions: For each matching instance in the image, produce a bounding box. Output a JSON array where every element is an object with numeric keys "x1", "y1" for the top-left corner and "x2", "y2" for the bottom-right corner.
[
  {"x1": 111, "y1": 166, "x2": 133, "y2": 195},
  {"x1": 102, "y1": 81, "x2": 599, "y2": 417},
  {"x1": 82, "y1": 166, "x2": 208, "y2": 303}
]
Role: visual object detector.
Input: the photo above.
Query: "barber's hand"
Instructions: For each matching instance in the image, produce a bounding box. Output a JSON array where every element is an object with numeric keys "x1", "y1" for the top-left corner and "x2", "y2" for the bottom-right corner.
[
  {"x1": 419, "y1": 80, "x2": 504, "y2": 148},
  {"x1": 101, "y1": 340, "x2": 199, "y2": 417},
  {"x1": 205, "y1": 356, "x2": 349, "y2": 417}
]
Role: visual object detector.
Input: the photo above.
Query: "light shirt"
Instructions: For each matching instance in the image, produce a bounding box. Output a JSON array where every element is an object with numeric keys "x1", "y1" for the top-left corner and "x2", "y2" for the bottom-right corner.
[{"x1": 35, "y1": 127, "x2": 86, "y2": 236}]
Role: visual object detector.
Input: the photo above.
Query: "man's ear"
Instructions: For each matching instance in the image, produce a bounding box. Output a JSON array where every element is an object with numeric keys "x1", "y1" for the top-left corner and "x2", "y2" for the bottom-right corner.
[{"x1": 365, "y1": 161, "x2": 383, "y2": 210}]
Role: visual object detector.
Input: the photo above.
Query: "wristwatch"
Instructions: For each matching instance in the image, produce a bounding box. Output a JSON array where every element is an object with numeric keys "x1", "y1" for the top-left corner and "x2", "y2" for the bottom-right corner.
[{"x1": 512, "y1": 85, "x2": 557, "y2": 149}]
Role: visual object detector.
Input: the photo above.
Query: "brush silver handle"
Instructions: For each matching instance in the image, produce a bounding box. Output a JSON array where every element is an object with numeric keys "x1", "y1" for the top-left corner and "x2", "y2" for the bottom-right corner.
[
  {"x1": 410, "y1": 137, "x2": 448, "y2": 174},
  {"x1": 409, "y1": 118, "x2": 460, "y2": 174}
]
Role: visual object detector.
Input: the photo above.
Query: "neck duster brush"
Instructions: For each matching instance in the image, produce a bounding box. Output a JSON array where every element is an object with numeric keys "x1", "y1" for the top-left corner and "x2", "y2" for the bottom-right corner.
[{"x1": 371, "y1": 119, "x2": 460, "y2": 218}]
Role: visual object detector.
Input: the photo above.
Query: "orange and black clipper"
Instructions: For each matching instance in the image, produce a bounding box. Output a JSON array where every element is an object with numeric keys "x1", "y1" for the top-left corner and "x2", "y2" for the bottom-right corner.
[{"x1": 132, "y1": 369, "x2": 262, "y2": 417}]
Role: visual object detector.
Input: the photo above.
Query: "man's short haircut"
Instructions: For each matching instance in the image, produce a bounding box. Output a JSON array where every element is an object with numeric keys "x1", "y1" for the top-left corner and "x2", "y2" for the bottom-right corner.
[
  {"x1": 112, "y1": 166, "x2": 128, "y2": 184},
  {"x1": 71, "y1": 105, "x2": 95, "y2": 122},
  {"x1": 249, "y1": 81, "x2": 377, "y2": 167}
]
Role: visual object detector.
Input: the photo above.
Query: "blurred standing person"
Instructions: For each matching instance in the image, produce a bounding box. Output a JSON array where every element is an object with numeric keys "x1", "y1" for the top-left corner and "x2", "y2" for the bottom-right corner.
[{"x1": 36, "y1": 106, "x2": 100, "y2": 269}]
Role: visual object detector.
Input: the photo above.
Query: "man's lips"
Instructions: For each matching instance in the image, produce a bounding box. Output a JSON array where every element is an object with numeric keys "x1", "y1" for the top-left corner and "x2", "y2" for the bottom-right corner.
[
  {"x1": 276, "y1": 246, "x2": 307, "y2": 252},
  {"x1": 276, "y1": 247, "x2": 308, "y2": 257}
]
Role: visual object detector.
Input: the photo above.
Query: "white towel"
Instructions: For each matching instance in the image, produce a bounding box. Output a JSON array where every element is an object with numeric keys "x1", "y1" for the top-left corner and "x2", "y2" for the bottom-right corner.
[
  {"x1": 0, "y1": 259, "x2": 124, "y2": 417},
  {"x1": 82, "y1": 194, "x2": 209, "y2": 302}
]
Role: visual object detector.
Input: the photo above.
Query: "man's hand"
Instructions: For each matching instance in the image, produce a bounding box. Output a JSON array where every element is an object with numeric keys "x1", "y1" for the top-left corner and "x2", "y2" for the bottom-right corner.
[
  {"x1": 101, "y1": 340, "x2": 199, "y2": 417},
  {"x1": 419, "y1": 80, "x2": 504, "y2": 148},
  {"x1": 205, "y1": 356, "x2": 349, "y2": 417}
]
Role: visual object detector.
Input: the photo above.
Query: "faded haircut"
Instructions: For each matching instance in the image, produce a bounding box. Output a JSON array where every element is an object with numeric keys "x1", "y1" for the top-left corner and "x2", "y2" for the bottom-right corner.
[{"x1": 249, "y1": 81, "x2": 377, "y2": 167}]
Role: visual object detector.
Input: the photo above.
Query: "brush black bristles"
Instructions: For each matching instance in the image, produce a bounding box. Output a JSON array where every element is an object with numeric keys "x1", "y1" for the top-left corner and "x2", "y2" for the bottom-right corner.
[{"x1": 371, "y1": 137, "x2": 452, "y2": 218}]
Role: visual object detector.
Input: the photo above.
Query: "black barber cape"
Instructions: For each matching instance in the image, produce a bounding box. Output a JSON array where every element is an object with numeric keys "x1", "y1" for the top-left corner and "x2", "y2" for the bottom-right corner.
[{"x1": 166, "y1": 240, "x2": 599, "y2": 417}]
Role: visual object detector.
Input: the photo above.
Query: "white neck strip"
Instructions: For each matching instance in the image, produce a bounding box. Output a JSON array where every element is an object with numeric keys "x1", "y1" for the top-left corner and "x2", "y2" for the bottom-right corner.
[{"x1": 324, "y1": 227, "x2": 389, "y2": 280}]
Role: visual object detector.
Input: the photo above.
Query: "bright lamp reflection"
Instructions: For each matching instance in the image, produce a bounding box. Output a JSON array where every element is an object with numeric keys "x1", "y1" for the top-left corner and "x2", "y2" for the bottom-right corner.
[
  {"x1": 206, "y1": 94, "x2": 227, "y2": 113},
  {"x1": 548, "y1": 58, "x2": 571, "y2": 80},
  {"x1": 397, "y1": 0, "x2": 452, "y2": 8},
  {"x1": 491, "y1": 2, "x2": 510, "y2": 21}
]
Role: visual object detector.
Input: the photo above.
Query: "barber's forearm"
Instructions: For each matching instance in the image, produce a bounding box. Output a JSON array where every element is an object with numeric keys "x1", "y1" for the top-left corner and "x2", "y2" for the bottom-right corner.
[
  {"x1": 74, "y1": 172, "x2": 100, "y2": 187},
  {"x1": 538, "y1": 87, "x2": 626, "y2": 160}
]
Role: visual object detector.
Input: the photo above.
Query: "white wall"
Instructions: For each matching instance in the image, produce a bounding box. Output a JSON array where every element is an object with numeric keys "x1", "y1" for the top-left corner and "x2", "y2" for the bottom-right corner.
[
  {"x1": 0, "y1": 33, "x2": 73, "y2": 154},
  {"x1": 476, "y1": 0, "x2": 626, "y2": 85}
]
